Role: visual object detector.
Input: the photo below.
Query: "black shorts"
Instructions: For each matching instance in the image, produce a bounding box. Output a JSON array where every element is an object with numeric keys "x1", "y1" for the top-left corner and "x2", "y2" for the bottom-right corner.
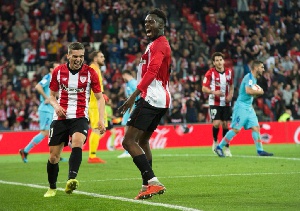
[
  {"x1": 106, "y1": 120, "x2": 114, "y2": 130},
  {"x1": 209, "y1": 105, "x2": 232, "y2": 121},
  {"x1": 127, "y1": 98, "x2": 168, "y2": 132},
  {"x1": 49, "y1": 118, "x2": 89, "y2": 146}
]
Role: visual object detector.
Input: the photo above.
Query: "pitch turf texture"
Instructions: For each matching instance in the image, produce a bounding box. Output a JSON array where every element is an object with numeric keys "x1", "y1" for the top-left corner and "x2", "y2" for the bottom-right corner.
[{"x1": 1, "y1": 144, "x2": 299, "y2": 211}]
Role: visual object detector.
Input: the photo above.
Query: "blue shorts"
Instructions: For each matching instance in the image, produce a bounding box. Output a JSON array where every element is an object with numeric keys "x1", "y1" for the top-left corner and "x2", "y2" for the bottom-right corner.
[
  {"x1": 230, "y1": 106, "x2": 259, "y2": 130},
  {"x1": 38, "y1": 111, "x2": 53, "y2": 130}
]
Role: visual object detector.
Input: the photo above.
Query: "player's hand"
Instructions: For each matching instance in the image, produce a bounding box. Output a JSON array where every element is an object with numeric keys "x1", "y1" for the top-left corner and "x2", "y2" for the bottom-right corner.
[
  {"x1": 97, "y1": 121, "x2": 106, "y2": 134},
  {"x1": 213, "y1": 90, "x2": 225, "y2": 97},
  {"x1": 226, "y1": 95, "x2": 233, "y2": 103},
  {"x1": 44, "y1": 98, "x2": 50, "y2": 104},
  {"x1": 54, "y1": 104, "x2": 66, "y2": 118},
  {"x1": 118, "y1": 97, "x2": 135, "y2": 114}
]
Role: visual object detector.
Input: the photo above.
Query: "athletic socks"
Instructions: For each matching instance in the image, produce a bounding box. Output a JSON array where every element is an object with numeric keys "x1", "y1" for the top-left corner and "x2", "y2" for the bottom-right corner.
[
  {"x1": 68, "y1": 147, "x2": 82, "y2": 179},
  {"x1": 142, "y1": 159, "x2": 152, "y2": 185},
  {"x1": 133, "y1": 154, "x2": 155, "y2": 182},
  {"x1": 212, "y1": 126, "x2": 219, "y2": 142},
  {"x1": 89, "y1": 132, "x2": 101, "y2": 158},
  {"x1": 24, "y1": 133, "x2": 45, "y2": 153},
  {"x1": 252, "y1": 131, "x2": 263, "y2": 151},
  {"x1": 219, "y1": 130, "x2": 236, "y2": 149},
  {"x1": 47, "y1": 160, "x2": 59, "y2": 189},
  {"x1": 223, "y1": 128, "x2": 229, "y2": 148}
]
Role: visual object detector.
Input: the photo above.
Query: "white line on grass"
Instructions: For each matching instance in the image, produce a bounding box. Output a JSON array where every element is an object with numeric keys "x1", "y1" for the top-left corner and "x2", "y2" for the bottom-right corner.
[
  {"x1": 157, "y1": 154, "x2": 300, "y2": 161},
  {"x1": 0, "y1": 180, "x2": 202, "y2": 211}
]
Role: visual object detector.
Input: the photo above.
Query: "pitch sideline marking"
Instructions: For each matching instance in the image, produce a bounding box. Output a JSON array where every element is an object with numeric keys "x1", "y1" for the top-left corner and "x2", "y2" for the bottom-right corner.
[{"x1": 0, "y1": 180, "x2": 202, "y2": 211}]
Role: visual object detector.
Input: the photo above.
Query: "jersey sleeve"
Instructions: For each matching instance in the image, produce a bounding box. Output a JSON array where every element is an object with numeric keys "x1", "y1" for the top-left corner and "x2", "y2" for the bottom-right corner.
[
  {"x1": 49, "y1": 68, "x2": 59, "y2": 92},
  {"x1": 39, "y1": 74, "x2": 50, "y2": 88},
  {"x1": 90, "y1": 68, "x2": 101, "y2": 93},
  {"x1": 202, "y1": 70, "x2": 212, "y2": 88},
  {"x1": 137, "y1": 42, "x2": 165, "y2": 93}
]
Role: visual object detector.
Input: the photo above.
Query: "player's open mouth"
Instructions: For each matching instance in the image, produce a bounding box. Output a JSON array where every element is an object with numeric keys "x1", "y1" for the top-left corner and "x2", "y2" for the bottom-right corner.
[{"x1": 146, "y1": 29, "x2": 152, "y2": 36}]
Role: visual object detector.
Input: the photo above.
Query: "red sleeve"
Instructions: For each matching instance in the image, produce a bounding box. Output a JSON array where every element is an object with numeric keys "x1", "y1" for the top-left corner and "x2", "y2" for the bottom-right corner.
[
  {"x1": 202, "y1": 69, "x2": 212, "y2": 88},
  {"x1": 90, "y1": 67, "x2": 101, "y2": 93},
  {"x1": 49, "y1": 67, "x2": 59, "y2": 92},
  {"x1": 137, "y1": 42, "x2": 165, "y2": 93}
]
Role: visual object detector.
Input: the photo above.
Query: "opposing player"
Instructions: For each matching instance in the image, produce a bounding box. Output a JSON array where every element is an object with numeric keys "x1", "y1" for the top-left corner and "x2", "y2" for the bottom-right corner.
[
  {"x1": 87, "y1": 51, "x2": 107, "y2": 163},
  {"x1": 19, "y1": 62, "x2": 67, "y2": 163},
  {"x1": 202, "y1": 52, "x2": 234, "y2": 157},
  {"x1": 118, "y1": 70, "x2": 138, "y2": 158},
  {"x1": 119, "y1": 8, "x2": 171, "y2": 200},
  {"x1": 44, "y1": 42, "x2": 106, "y2": 197},
  {"x1": 215, "y1": 60, "x2": 274, "y2": 157}
]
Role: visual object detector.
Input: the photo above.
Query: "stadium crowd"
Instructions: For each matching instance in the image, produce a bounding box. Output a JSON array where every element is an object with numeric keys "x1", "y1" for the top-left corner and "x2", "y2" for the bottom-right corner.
[{"x1": 0, "y1": 0, "x2": 300, "y2": 131}]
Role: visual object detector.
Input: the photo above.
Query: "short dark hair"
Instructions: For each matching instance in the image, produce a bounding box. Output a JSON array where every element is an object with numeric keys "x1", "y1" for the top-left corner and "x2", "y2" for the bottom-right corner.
[
  {"x1": 148, "y1": 8, "x2": 167, "y2": 25},
  {"x1": 122, "y1": 70, "x2": 132, "y2": 75},
  {"x1": 252, "y1": 60, "x2": 264, "y2": 69},
  {"x1": 211, "y1": 52, "x2": 224, "y2": 61},
  {"x1": 49, "y1": 62, "x2": 58, "y2": 69},
  {"x1": 68, "y1": 42, "x2": 85, "y2": 54},
  {"x1": 89, "y1": 51, "x2": 102, "y2": 60}
]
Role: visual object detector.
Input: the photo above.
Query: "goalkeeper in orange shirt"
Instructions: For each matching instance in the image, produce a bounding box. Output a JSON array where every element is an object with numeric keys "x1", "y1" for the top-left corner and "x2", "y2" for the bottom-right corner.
[{"x1": 87, "y1": 51, "x2": 107, "y2": 163}]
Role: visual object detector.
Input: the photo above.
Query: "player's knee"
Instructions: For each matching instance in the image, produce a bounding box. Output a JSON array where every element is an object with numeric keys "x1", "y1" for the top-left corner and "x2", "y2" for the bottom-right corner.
[{"x1": 49, "y1": 154, "x2": 59, "y2": 164}]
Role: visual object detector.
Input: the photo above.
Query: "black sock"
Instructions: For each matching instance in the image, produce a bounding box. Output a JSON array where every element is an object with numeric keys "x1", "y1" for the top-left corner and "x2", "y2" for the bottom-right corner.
[
  {"x1": 142, "y1": 159, "x2": 153, "y2": 185},
  {"x1": 68, "y1": 147, "x2": 82, "y2": 179},
  {"x1": 213, "y1": 126, "x2": 219, "y2": 142},
  {"x1": 133, "y1": 154, "x2": 155, "y2": 182},
  {"x1": 223, "y1": 128, "x2": 229, "y2": 147},
  {"x1": 47, "y1": 160, "x2": 59, "y2": 189}
]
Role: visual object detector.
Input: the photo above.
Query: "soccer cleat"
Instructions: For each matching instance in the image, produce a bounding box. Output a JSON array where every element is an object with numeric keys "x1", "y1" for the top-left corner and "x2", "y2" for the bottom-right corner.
[
  {"x1": 134, "y1": 181, "x2": 166, "y2": 200},
  {"x1": 19, "y1": 149, "x2": 28, "y2": 163},
  {"x1": 257, "y1": 150, "x2": 274, "y2": 156},
  {"x1": 60, "y1": 157, "x2": 68, "y2": 162},
  {"x1": 214, "y1": 146, "x2": 225, "y2": 157},
  {"x1": 224, "y1": 147, "x2": 232, "y2": 157},
  {"x1": 212, "y1": 141, "x2": 217, "y2": 154},
  {"x1": 88, "y1": 157, "x2": 106, "y2": 163},
  {"x1": 44, "y1": 188, "x2": 57, "y2": 197},
  {"x1": 134, "y1": 185, "x2": 151, "y2": 200},
  {"x1": 65, "y1": 179, "x2": 79, "y2": 194},
  {"x1": 117, "y1": 151, "x2": 131, "y2": 158}
]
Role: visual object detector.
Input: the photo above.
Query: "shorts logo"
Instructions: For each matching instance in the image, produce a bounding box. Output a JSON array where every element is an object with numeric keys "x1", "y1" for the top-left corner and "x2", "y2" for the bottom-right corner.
[{"x1": 80, "y1": 76, "x2": 87, "y2": 83}]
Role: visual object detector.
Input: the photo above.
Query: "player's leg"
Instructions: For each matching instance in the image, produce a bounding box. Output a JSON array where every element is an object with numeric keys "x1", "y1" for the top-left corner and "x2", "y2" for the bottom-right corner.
[
  {"x1": 210, "y1": 106, "x2": 222, "y2": 153},
  {"x1": 247, "y1": 115, "x2": 274, "y2": 156},
  {"x1": 88, "y1": 108, "x2": 106, "y2": 163},
  {"x1": 20, "y1": 111, "x2": 52, "y2": 163},
  {"x1": 65, "y1": 118, "x2": 89, "y2": 194},
  {"x1": 44, "y1": 120, "x2": 68, "y2": 197}
]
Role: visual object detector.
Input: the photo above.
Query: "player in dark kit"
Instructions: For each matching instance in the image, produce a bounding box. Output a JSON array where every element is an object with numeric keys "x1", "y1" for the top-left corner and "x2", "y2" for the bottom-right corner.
[{"x1": 119, "y1": 9, "x2": 171, "y2": 200}]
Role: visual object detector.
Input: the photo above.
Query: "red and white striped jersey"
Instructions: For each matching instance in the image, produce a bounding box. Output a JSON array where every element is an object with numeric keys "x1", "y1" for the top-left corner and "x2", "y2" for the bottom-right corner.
[
  {"x1": 202, "y1": 67, "x2": 233, "y2": 106},
  {"x1": 50, "y1": 63, "x2": 101, "y2": 120},
  {"x1": 137, "y1": 36, "x2": 172, "y2": 108}
]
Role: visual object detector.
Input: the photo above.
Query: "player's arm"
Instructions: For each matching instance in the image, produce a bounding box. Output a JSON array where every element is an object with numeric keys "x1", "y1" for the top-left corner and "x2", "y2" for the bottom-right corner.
[
  {"x1": 49, "y1": 90, "x2": 66, "y2": 118},
  {"x1": 245, "y1": 85, "x2": 264, "y2": 96},
  {"x1": 35, "y1": 83, "x2": 50, "y2": 104},
  {"x1": 202, "y1": 74, "x2": 224, "y2": 97},
  {"x1": 94, "y1": 92, "x2": 106, "y2": 134},
  {"x1": 119, "y1": 89, "x2": 140, "y2": 114},
  {"x1": 226, "y1": 84, "x2": 234, "y2": 103}
]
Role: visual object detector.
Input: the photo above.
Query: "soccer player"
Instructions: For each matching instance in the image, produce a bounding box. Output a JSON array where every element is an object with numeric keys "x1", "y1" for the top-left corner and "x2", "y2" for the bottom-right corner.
[
  {"x1": 19, "y1": 62, "x2": 67, "y2": 163},
  {"x1": 118, "y1": 70, "x2": 138, "y2": 158},
  {"x1": 118, "y1": 8, "x2": 171, "y2": 200},
  {"x1": 202, "y1": 52, "x2": 234, "y2": 157},
  {"x1": 87, "y1": 51, "x2": 107, "y2": 163},
  {"x1": 215, "y1": 60, "x2": 274, "y2": 157},
  {"x1": 43, "y1": 42, "x2": 106, "y2": 197}
]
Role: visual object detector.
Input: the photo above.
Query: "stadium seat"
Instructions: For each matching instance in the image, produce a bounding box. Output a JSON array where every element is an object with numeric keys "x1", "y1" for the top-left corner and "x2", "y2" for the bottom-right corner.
[
  {"x1": 256, "y1": 98, "x2": 264, "y2": 109},
  {"x1": 263, "y1": 104, "x2": 274, "y2": 121}
]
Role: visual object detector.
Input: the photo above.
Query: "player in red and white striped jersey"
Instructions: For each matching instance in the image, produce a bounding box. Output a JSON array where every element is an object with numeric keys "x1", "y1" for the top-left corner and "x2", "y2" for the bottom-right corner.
[
  {"x1": 202, "y1": 52, "x2": 234, "y2": 157},
  {"x1": 119, "y1": 8, "x2": 170, "y2": 200},
  {"x1": 44, "y1": 42, "x2": 106, "y2": 197}
]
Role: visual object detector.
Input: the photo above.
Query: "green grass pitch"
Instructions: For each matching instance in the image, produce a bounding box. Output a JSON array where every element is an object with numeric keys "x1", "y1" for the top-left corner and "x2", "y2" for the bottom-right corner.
[{"x1": 0, "y1": 144, "x2": 299, "y2": 211}]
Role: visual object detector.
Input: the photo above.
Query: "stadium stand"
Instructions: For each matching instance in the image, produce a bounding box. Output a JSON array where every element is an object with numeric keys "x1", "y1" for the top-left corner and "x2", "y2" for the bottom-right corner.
[{"x1": 0, "y1": 0, "x2": 300, "y2": 131}]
